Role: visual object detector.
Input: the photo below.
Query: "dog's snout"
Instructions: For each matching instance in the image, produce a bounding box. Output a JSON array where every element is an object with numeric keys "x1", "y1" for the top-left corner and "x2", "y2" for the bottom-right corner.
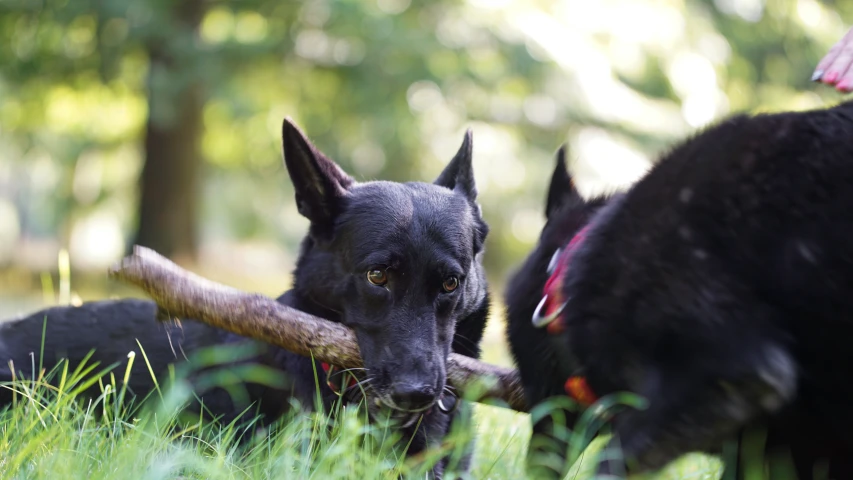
[{"x1": 390, "y1": 383, "x2": 437, "y2": 411}]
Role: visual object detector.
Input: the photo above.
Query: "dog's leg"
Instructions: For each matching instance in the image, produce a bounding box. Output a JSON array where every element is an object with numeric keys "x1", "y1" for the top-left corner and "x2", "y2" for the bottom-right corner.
[{"x1": 592, "y1": 342, "x2": 797, "y2": 477}]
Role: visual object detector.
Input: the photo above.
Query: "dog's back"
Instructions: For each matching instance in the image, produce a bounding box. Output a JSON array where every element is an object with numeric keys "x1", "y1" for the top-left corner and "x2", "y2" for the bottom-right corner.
[
  {"x1": 0, "y1": 299, "x2": 217, "y2": 400},
  {"x1": 0, "y1": 299, "x2": 298, "y2": 424}
]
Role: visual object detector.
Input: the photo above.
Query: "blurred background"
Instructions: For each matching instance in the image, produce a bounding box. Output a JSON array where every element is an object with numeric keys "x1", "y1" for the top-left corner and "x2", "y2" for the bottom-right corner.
[{"x1": 0, "y1": 0, "x2": 850, "y2": 363}]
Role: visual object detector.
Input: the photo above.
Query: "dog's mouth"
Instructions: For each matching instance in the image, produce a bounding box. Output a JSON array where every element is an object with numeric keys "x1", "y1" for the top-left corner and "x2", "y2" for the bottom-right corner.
[
  {"x1": 376, "y1": 394, "x2": 436, "y2": 414},
  {"x1": 365, "y1": 391, "x2": 458, "y2": 428},
  {"x1": 386, "y1": 406, "x2": 423, "y2": 428},
  {"x1": 371, "y1": 396, "x2": 431, "y2": 429},
  {"x1": 326, "y1": 366, "x2": 457, "y2": 425}
]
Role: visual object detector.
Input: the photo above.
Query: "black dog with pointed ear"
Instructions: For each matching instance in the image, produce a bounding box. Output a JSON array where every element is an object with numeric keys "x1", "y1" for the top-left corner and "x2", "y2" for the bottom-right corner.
[
  {"x1": 0, "y1": 119, "x2": 490, "y2": 479},
  {"x1": 503, "y1": 146, "x2": 615, "y2": 479},
  {"x1": 551, "y1": 101, "x2": 853, "y2": 478},
  {"x1": 506, "y1": 124, "x2": 853, "y2": 480},
  {"x1": 272, "y1": 119, "x2": 492, "y2": 477}
]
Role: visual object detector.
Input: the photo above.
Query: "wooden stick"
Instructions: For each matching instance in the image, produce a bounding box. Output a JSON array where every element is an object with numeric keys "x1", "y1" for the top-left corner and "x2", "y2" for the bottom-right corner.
[{"x1": 108, "y1": 246, "x2": 528, "y2": 412}]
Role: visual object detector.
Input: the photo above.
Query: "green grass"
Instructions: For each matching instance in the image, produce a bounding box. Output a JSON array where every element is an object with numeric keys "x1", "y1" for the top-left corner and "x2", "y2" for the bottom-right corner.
[{"x1": 0, "y1": 346, "x2": 726, "y2": 480}]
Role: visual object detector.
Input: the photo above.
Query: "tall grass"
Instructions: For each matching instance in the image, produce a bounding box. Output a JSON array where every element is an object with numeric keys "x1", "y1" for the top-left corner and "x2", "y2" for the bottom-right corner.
[
  {"x1": 0, "y1": 251, "x2": 729, "y2": 479},
  {"x1": 0, "y1": 340, "x2": 528, "y2": 480},
  {"x1": 0, "y1": 342, "x2": 725, "y2": 480}
]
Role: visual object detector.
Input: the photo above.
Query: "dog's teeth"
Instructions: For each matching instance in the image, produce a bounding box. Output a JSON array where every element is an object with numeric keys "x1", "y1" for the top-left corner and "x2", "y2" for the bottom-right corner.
[{"x1": 374, "y1": 398, "x2": 382, "y2": 407}]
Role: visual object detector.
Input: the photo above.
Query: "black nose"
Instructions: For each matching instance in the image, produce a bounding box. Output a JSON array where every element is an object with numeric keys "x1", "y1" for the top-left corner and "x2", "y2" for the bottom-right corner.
[{"x1": 390, "y1": 384, "x2": 437, "y2": 411}]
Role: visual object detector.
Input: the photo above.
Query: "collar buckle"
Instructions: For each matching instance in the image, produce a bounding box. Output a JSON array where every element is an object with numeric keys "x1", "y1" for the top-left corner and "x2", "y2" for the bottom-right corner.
[
  {"x1": 436, "y1": 392, "x2": 458, "y2": 414},
  {"x1": 532, "y1": 293, "x2": 567, "y2": 328},
  {"x1": 546, "y1": 248, "x2": 562, "y2": 274}
]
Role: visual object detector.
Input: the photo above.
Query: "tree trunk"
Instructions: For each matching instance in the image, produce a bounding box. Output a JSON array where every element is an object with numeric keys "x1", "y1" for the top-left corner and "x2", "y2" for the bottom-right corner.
[{"x1": 133, "y1": 0, "x2": 206, "y2": 262}]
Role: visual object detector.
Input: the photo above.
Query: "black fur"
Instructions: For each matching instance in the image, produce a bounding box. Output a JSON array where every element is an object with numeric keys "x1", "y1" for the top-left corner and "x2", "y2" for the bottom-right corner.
[
  {"x1": 0, "y1": 119, "x2": 490, "y2": 479},
  {"x1": 555, "y1": 100, "x2": 853, "y2": 478},
  {"x1": 503, "y1": 146, "x2": 613, "y2": 478}
]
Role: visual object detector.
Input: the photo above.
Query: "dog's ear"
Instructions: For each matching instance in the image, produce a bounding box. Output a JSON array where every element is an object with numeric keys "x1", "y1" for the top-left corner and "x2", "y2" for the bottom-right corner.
[
  {"x1": 434, "y1": 129, "x2": 489, "y2": 253},
  {"x1": 281, "y1": 117, "x2": 354, "y2": 234},
  {"x1": 545, "y1": 144, "x2": 582, "y2": 220},
  {"x1": 434, "y1": 129, "x2": 477, "y2": 203}
]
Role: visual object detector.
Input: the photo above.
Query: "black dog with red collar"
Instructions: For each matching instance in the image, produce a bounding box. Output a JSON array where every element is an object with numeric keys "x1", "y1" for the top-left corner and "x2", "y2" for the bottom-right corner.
[
  {"x1": 513, "y1": 101, "x2": 853, "y2": 479},
  {"x1": 504, "y1": 147, "x2": 615, "y2": 479}
]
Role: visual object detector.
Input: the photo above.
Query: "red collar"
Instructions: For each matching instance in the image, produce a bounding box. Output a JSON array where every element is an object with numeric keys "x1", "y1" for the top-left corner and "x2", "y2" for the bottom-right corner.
[
  {"x1": 532, "y1": 225, "x2": 599, "y2": 407},
  {"x1": 321, "y1": 362, "x2": 359, "y2": 395},
  {"x1": 535, "y1": 225, "x2": 590, "y2": 334}
]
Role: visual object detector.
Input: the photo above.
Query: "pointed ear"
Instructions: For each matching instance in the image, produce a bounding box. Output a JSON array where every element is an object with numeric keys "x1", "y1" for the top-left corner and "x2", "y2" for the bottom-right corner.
[
  {"x1": 434, "y1": 129, "x2": 488, "y2": 253},
  {"x1": 545, "y1": 144, "x2": 582, "y2": 219},
  {"x1": 434, "y1": 129, "x2": 477, "y2": 203},
  {"x1": 281, "y1": 117, "x2": 354, "y2": 235}
]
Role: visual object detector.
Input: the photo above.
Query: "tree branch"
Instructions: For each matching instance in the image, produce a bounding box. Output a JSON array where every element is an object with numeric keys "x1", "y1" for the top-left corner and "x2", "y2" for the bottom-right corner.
[{"x1": 108, "y1": 246, "x2": 528, "y2": 412}]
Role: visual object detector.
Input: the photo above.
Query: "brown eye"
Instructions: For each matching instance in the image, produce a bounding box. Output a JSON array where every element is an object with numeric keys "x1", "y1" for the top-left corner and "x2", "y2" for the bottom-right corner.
[
  {"x1": 442, "y1": 276, "x2": 459, "y2": 293},
  {"x1": 367, "y1": 269, "x2": 388, "y2": 286}
]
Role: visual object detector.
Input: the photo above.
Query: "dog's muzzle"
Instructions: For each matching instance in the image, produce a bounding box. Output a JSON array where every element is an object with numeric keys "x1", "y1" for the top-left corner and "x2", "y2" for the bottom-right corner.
[{"x1": 323, "y1": 363, "x2": 457, "y2": 416}]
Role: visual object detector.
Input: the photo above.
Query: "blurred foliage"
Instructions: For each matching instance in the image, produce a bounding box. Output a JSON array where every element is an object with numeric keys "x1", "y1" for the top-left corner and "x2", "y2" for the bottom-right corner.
[{"x1": 0, "y1": 0, "x2": 851, "y2": 286}]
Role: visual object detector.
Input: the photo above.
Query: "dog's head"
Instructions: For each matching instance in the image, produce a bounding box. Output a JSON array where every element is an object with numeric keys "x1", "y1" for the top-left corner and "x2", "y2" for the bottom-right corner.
[
  {"x1": 505, "y1": 146, "x2": 611, "y2": 386},
  {"x1": 281, "y1": 118, "x2": 488, "y2": 414},
  {"x1": 503, "y1": 146, "x2": 614, "y2": 477}
]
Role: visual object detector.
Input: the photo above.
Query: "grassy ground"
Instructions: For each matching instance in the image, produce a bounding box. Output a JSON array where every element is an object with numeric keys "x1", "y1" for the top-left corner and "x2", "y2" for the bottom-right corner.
[
  {"x1": 0, "y1": 261, "x2": 728, "y2": 479},
  {"x1": 0, "y1": 358, "x2": 723, "y2": 480}
]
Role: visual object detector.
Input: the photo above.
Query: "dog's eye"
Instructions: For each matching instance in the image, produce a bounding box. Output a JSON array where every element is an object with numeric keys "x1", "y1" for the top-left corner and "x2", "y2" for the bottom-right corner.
[
  {"x1": 367, "y1": 269, "x2": 388, "y2": 286},
  {"x1": 442, "y1": 276, "x2": 459, "y2": 293}
]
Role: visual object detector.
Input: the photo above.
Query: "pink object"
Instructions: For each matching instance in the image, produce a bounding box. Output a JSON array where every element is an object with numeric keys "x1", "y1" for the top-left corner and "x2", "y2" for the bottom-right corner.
[{"x1": 824, "y1": 71, "x2": 839, "y2": 84}]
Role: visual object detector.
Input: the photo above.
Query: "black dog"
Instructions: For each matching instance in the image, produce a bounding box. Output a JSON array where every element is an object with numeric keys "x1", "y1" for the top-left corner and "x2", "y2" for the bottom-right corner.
[
  {"x1": 0, "y1": 118, "x2": 490, "y2": 478},
  {"x1": 514, "y1": 100, "x2": 853, "y2": 479},
  {"x1": 504, "y1": 146, "x2": 615, "y2": 478}
]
